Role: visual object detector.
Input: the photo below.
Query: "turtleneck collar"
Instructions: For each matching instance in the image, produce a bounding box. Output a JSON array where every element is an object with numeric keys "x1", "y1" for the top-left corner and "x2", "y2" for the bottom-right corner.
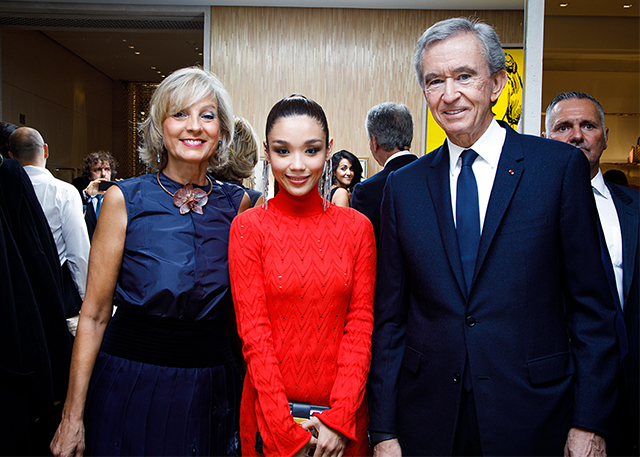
[{"x1": 269, "y1": 187, "x2": 325, "y2": 217}]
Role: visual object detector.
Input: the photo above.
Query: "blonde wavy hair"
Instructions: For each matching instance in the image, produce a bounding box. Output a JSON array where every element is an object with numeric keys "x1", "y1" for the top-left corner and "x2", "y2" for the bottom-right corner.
[
  {"x1": 211, "y1": 117, "x2": 259, "y2": 183},
  {"x1": 139, "y1": 66, "x2": 234, "y2": 173}
]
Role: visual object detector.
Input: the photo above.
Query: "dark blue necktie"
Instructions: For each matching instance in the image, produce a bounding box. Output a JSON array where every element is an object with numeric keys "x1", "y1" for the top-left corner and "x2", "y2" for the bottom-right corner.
[
  {"x1": 456, "y1": 149, "x2": 480, "y2": 294},
  {"x1": 95, "y1": 195, "x2": 103, "y2": 219},
  {"x1": 597, "y1": 220, "x2": 629, "y2": 363}
]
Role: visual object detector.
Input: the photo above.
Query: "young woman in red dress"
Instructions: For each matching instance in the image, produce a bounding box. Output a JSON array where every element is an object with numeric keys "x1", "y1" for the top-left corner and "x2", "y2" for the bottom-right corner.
[{"x1": 228, "y1": 95, "x2": 376, "y2": 457}]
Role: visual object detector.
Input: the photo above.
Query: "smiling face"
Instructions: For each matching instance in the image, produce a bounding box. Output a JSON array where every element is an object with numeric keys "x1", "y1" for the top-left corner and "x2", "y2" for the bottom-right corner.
[
  {"x1": 545, "y1": 98, "x2": 608, "y2": 179},
  {"x1": 421, "y1": 32, "x2": 507, "y2": 148},
  {"x1": 335, "y1": 158, "x2": 354, "y2": 188},
  {"x1": 162, "y1": 97, "x2": 221, "y2": 169},
  {"x1": 266, "y1": 115, "x2": 332, "y2": 197}
]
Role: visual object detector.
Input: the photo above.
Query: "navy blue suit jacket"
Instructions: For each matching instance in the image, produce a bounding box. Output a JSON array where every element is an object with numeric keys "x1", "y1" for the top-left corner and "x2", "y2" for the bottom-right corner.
[
  {"x1": 608, "y1": 181, "x2": 639, "y2": 450},
  {"x1": 368, "y1": 123, "x2": 619, "y2": 456},
  {"x1": 351, "y1": 153, "x2": 417, "y2": 244}
]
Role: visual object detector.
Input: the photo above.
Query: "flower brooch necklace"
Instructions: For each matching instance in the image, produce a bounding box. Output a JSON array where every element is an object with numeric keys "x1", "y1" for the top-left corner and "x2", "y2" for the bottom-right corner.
[{"x1": 156, "y1": 172, "x2": 213, "y2": 215}]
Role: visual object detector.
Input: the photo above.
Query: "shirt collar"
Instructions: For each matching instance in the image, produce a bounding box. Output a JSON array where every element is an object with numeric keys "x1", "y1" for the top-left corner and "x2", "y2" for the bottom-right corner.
[
  {"x1": 448, "y1": 119, "x2": 505, "y2": 175},
  {"x1": 384, "y1": 150, "x2": 412, "y2": 168},
  {"x1": 591, "y1": 168, "x2": 610, "y2": 199},
  {"x1": 23, "y1": 165, "x2": 53, "y2": 178}
]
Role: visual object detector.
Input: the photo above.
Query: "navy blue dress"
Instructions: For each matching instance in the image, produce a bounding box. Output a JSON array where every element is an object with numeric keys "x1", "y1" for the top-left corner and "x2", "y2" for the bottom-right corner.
[{"x1": 83, "y1": 173, "x2": 244, "y2": 456}]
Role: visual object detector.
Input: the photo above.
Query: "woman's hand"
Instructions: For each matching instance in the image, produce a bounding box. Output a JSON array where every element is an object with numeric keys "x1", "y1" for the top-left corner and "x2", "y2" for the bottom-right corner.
[
  {"x1": 293, "y1": 434, "x2": 318, "y2": 457},
  {"x1": 301, "y1": 416, "x2": 348, "y2": 457},
  {"x1": 50, "y1": 414, "x2": 85, "y2": 457}
]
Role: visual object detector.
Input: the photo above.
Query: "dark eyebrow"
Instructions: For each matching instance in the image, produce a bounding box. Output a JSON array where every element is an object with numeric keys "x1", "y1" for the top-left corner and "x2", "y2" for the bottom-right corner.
[
  {"x1": 423, "y1": 72, "x2": 440, "y2": 84},
  {"x1": 552, "y1": 120, "x2": 573, "y2": 130},
  {"x1": 453, "y1": 65, "x2": 477, "y2": 75},
  {"x1": 423, "y1": 65, "x2": 477, "y2": 84}
]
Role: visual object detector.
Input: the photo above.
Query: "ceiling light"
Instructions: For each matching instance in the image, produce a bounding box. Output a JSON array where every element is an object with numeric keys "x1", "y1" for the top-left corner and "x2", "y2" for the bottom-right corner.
[
  {"x1": 150, "y1": 66, "x2": 156, "y2": 70},
  {"x1": 134, "y1": 51, "x2": 141, "y2": 55},
  {"x1": 157, "y1": 70, "x2": 162, "y2": 74},
  {"x1": 198, "y1": 52, "x2": 203, "y2": 56},
  {"x1": 161, "y1": 75, "x2": 165, "y2": 78},
  {"x1": 623, "y1": 4, "x2": 632, "y2": 8},
  {"x1": 559, "y1": 2, "x2": 568, "y2": 6},
  {"x1": 128, "y1": 45, "x2": 135, "y2": 49}
]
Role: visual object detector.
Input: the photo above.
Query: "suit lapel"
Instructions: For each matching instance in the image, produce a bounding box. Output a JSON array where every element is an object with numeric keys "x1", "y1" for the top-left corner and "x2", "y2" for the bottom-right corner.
[
  {"x1": 425, "y1": 143, "x2": 467, "y2": 298},
  {"x1": 608, "y1": 182, "x2": 639, "y2": 304},
  {"x1": 475, "y1": 124, "x2": 524, "y2": 282}
]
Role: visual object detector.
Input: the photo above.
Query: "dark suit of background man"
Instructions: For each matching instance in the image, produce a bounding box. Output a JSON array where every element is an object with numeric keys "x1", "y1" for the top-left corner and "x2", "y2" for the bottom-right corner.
[
  {"x1": 545, "y1": 92, "x2": 639, "y2": 457},
  {"x1": 367, "y1": 17, "x2": 619, "y2": 457},
  {"x1": 351, "y1": 102, "x2": 417, "y2": 244}
]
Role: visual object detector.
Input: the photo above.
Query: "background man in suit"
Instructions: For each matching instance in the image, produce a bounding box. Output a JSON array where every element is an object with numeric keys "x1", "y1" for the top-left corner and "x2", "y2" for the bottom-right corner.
[
  {"x1": 351, "y1": 102, "x2": 417, "y2": 244},
  {"x1": 368, "y1": 17, "x2": 619, "y2": 456},
  {"x1": 78, "y1": 150, "x2": 117, "y2": 241},
  {"x1": 8, "y1": 127, "x2": 90, "y2": 333},
  {"x1": 545, "y1": 91, "x2": 639, "y2": 456}
]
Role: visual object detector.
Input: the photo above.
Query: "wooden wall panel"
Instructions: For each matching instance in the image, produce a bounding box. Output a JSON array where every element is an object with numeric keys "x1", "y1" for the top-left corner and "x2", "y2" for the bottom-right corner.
[{"x1": 210, "y1": 7, "x2": 523, "y2": 177}]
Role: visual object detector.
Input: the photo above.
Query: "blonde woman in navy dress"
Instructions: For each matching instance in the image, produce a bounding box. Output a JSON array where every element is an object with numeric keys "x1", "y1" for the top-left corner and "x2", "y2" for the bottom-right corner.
[{"x1": 51, "y1": 67, "x2": 250, "y2": 457}]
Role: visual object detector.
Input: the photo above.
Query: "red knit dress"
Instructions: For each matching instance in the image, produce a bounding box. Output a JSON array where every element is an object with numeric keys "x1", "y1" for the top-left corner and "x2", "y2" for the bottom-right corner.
[{"x1": 229, "y1": 188, "x2": 376, "y2": 457}]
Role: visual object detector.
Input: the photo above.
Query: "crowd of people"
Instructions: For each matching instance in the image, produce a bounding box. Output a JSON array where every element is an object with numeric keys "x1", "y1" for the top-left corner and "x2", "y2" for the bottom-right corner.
[{"x1": 0, "y1": 15, "x2": 637, "y2": 457}]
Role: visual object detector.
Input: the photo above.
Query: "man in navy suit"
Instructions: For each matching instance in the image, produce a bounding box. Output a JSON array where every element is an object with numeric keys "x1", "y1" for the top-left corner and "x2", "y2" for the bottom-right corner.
[
  {"x1": 78, "y1": 151, "x2": 117, "y2": 241},
  {"x1": 351, "y1": 102, "x2": 417, "y2": 244},
  {"x1": 368, "y1": 18, "x2": 619, "y2": 456},
  {"x1": 545, "y1": 92, "x2": 639, "y2": 456}
]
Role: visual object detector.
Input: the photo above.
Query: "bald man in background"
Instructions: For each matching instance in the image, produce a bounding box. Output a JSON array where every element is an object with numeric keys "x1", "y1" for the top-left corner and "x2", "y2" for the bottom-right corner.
[
  {"x1": 9, "y1": 127, "x2": 89, "y2": 332},
  {"x1": 545, "y1": 91, "x2": 639, "y2": 456}
]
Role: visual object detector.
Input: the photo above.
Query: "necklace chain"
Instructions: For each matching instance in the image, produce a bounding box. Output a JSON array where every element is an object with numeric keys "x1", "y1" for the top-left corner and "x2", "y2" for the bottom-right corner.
[{"x1": 156, "y1": 172, "x2": 213, "y2": 198}]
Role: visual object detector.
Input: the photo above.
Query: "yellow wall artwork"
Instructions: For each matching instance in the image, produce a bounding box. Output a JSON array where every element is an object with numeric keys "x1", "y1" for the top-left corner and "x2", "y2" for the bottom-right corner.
[{"x1": 425, "y1": 48, "x2": 524, "y2": 154}]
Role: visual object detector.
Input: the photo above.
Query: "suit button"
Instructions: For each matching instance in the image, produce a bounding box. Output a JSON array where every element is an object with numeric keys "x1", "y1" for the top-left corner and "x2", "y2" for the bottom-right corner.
[
  {"x1": 453, "y1": 373, "x2": 461, "y2": 383},
  {"x1": 466, "y1": 316, "x2": 476, "y2": 327}
]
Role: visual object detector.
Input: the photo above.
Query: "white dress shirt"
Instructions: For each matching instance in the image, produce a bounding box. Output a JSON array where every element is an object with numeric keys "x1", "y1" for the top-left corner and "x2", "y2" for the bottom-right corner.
[
  {"x1": 383, "y1": 150, "x2": 413, "y2": 168},
  {"x1": 24, "y1": 166, "x2": 90, "y2": 299},
  {"x1": 448, "y1": 119, "x2": 507, "y2": 230},
  {"x1": 592, "y1": 169, "x2": 624, "y2": 309}
]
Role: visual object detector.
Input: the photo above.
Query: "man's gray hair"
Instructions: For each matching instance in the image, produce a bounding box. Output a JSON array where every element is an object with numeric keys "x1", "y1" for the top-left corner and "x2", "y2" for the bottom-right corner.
[
  {"x1": 366, "y1": 103, "x2": 414, "y2": 152},
  {"x1": 414, "y1": 17, "x2": 506, "y2": 89},
  {"x1": 545, "y1": 91, "x2": 605, "y2": 132}
]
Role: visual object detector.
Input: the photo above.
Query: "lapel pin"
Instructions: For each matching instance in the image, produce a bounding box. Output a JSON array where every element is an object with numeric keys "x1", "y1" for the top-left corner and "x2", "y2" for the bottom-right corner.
[{"x1": 508, "y1": 169, "x2": 514, "y2": 175}]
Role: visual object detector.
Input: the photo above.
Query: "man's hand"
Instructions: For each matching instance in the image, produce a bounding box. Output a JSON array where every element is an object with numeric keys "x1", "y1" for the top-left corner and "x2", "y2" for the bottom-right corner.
[
  {"x1": 564, "y1": 427, "x2": 606, "y2": 457},
  {"x1": 85, "y1": 178, "x2": 108, "y2": 197},
  {"x1": 373, "y1": 438, "x2": 402, "y2": 457}
]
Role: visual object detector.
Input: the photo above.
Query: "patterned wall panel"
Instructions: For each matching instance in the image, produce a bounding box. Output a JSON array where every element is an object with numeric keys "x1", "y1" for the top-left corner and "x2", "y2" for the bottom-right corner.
[{"x1": 209, "y1": 7, "x2": 523, "y2": 177}]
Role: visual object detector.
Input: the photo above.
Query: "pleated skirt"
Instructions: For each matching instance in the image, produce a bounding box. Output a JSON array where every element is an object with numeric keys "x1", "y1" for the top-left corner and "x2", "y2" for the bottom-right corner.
[{"x1": 84, "y1": 352, "x2": 240, "y2": 456}]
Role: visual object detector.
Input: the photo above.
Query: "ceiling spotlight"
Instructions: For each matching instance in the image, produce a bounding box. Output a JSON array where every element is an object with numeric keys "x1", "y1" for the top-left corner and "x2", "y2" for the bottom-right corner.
[
  {"x1": 140, "y1": 111, "x2": 145, "y2": 115},
  {"x1": 134, "y1": 51, "x2": 141, "y2": 55},
  {"x1": 157, "y1": 70, "x2": 162, "y2": 74},
  {"x1": 559, "y1": 2, "x2": 568, "y2": 6},
  {"x1": 198, "y1": 52, "x2": 203, "y2": 56},
  {"x1": 161, "y1": 75, "x2": 165, "y2": 78},
  {"x1": 623, "y1": 4, "x2": 632, "y2": 8},
  {"x1": 128, "y1": 45, "x2": 135, "y2": 49},
  {"x1": 151, "y1": 66, "x2": 156, "y2": 70}
]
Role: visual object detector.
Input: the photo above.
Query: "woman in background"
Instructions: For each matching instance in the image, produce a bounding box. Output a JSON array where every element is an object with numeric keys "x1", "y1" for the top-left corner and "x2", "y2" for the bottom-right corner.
[
  {"x1": 212, "y1": 117, "x2": 263, "y2": 207},
  {"x1": 51, "y1": 67, "x2": 249, "y2": 457},
  {"x1": 229, "y1": 95, "x2": 376, "y2": 457},
  {"x1": 329, "y1": 150, "x2": 362, "y2": 207}
]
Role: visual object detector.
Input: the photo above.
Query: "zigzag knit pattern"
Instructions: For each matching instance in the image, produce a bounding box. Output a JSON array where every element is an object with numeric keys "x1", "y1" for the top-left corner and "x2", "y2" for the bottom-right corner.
[{"x1": 229, "y1": 189, "x2": 376, "y2": 457}]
